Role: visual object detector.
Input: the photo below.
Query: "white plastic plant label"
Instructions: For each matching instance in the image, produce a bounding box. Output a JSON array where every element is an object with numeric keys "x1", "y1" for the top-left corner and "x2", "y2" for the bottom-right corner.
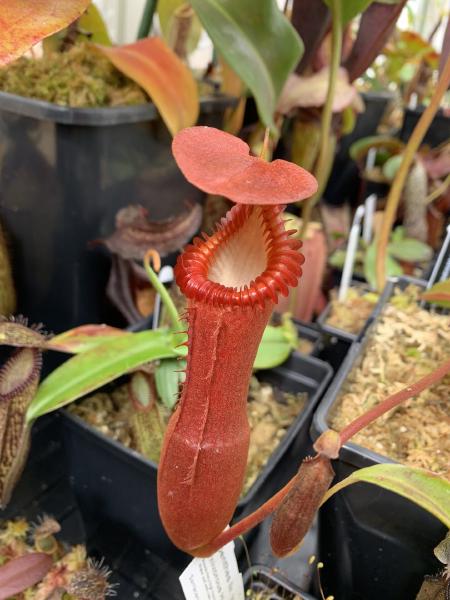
[{"x1": 179, "y1": 540, "x2": 245, "y2": 600}]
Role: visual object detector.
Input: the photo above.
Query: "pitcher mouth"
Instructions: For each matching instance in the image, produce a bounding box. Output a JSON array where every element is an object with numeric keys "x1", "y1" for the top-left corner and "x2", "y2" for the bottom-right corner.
[{"x1": 174, "y1": 204, "x2": 303, "y2": 309}]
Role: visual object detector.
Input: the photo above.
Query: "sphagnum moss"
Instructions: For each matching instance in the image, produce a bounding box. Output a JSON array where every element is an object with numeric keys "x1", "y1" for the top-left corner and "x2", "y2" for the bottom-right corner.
[
  {"x1": 330, "y1": 285, "x2": 450, "y2": 479},
  {"x1": 0, "y1": 43, "x2": 147, "y2": 108}
]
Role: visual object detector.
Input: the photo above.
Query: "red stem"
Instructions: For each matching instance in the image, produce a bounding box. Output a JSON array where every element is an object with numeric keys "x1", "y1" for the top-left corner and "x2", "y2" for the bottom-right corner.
[
  {"x1": 339, "y1": 357, "x2": 450, "y2": 445},
  {"x1": 193, "y1": 476, "x2": 297, "y2": 557}
]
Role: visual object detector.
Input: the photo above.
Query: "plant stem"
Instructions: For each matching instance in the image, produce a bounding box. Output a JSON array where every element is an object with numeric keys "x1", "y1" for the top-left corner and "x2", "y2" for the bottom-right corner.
[
  {"x1": 194, "y1": 476, "x2": 297, "y2": 557},
  {"x1": 300, "y1": 0, "x2": 342, "y2": 238},
  {"x1": 137, "y1": 0, "x2": 158, "y2": 39},
  {"x1": 339, "y1": 357, "x2": 450, "y2": 445},
  {"x1": 143, "y1": 250, "x2": 180, "y2": 331},
  {"x1": 426, "y1": 172, "x2": 450, "y2": 205},
  {"x1": 375, "y1": 54, "x2": 450, "y2": 290}
]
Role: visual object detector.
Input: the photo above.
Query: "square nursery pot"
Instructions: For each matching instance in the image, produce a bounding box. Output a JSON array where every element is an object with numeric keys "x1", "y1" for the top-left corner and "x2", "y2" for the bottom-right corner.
[
  {"x1": 244, "y1": 566, "x2": 317, "y2": 600},
  {"x1": 324, "y1": 91, "x2": 394, "y2": 207},
  {"x1": 400, "y1": 106, "x2": 450, "y2": 148},
  {"x1": 292, "y1": 318, "x2": 353, "y2": 375},
  {"x1": 0, "y1": 92, "x2": 234, "y2": 332},
  {"x1": 310, "y1": 276, "x2": 447, "y2": 600},
  {"x1": 1, "y1": 414, "x2": 185, "y2": 599},
  {"x1": 316, "y1": 281, "x2": 375, "y2": 343},
  {"x1": 60, "y1": 352, "x2": 332, "y2": 563}
]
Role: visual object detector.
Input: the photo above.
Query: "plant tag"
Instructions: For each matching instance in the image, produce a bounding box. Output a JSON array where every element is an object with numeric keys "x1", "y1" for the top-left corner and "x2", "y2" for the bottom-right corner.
[{"x1": 179, "y1": 541, "x2": 245, "y2": 600}]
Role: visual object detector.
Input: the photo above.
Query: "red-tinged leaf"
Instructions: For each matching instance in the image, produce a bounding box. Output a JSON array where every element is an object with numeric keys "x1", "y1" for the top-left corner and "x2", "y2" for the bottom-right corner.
[
  {"x1": 422, "y1": 279, "x2": 450, "y2": 309},
  {"x1": 97, "y1": 37, "x2": 199, "y2": 135},
  {"x1": 291, "y1": 0, "x2": 330, "y2": 74},
  {"x1": 344, "y1": 1, "x2": 407, "y2": 82},
  {"x1": 172, "y1": 126, "x2": 317, "y2": 205},
  {"x1": 0, "y1": 553, "x2": 52, "y2": 599},
  {"x1": 47, "y1": 325, "x2": 127, "y2": 353},
  {"x1": 439, "y1": 17, "x2": 450, "y2": 77},
  {"x1": 0, "y1": 0, "x2": 90, "y2": 66}
]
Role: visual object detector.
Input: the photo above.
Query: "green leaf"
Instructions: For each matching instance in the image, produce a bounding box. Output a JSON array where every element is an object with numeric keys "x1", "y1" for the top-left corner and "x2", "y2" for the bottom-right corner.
[
  {"x1": 26, "y1": 330, "x2": 180, "y2": 422},
  {"x1": 422, "y1": 278, "x2": 450, "y2": 309},
  {"x1": 382, "y1": 153, "x2": 403, "y2": 180},
  {"x1": 254, "y1": 320, "x2": 297, "y2": 370},
  {"x1": 398, "y1": 62, "x2": 416, "y2": 82},
  {"x1": 189, "y1": 0, "x2": 303, "y2": 131},
  {"x1": 390, "y1": 225, "x2": 405, "y2": 243},
  {"x1": 328, "y1": 248, "x2": 347, "y2": 269},
  {"x1": 323, "y1": 0, "x2": 374, "y2": 25},
  {"x1": 78, "y1": 2, "x2": 112, "y2": 44},
  {"x1": 42, "y1": 1, "x2": 111, "y2": 54},
  {"x1": 46, "y1": 325, "x2": 127, "y2": 353},
  {"x1": 155, "y1": 358, "x2": 186, "y2": 410},
  {"x1": 388, "y1": 238, "x2": 433, "y2": 263},
  {"x1": 364, "y1": 241, "x2": 403, "y2": 289},
  {"x1": 321, "y1": 464, "x2": 450, "y2": 528}
]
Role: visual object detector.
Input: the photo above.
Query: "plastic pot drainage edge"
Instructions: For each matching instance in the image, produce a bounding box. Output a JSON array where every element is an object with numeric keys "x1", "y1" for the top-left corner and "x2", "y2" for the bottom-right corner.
[
  {"x1": 310, "y1": 275, "x2": 446, "y2": 600},
  {"x1": 60, "y1": 351, "x2": 332, "y2": 561}
]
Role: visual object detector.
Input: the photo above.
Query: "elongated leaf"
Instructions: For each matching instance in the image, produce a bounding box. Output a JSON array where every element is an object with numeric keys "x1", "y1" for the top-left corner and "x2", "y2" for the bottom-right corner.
[
  {"x1": 0, "y1": 553, "x2": 52, "y2": 599},
  {"x1": 189, "y1": 0, "x2": 303, "y2": 131},
  {"x1": 422, "y1": 279, "x2": 450, "y2": 309},
  {"x1": 323, "y1": 0, "x2": 374, "y2": 25},
  {"x1": 97, "y1": 37, "x2": 199, "y2": 135},
  {"x1": 254, "y1": 323, "x2": 297, "y2": 370},
  {"x1": 155, "y1": 358, "x2": 185, "y2": 409},
  {"x1": 291, "y1": 0, "x2": 330, "y2": 74},
  {"x1": 0, "y1": 0, "x2": 90, "y2": 66},
  {"x1": 388, "y1": 238, "x2": 432, "y2": 263},
  {"x1": 47, "y1": 324, "x2": 127, "y2": 353},
  {"x1": 321, "y1": 464, "x2": 450, "y2": 528},
  {"x1": 364, "y1": 241, "x2": 403, "y2": 289},
  {"x1": 439, "y1": 15, "x2": 450, "y2": 77},
  {"x1": 26, "y1": 330, "x2": 181, "y2": 422},
  {"x1": 78, "y1": 2, "x2": 111, "y2": 44},
  {"x1": 344, "y1": 1, "x2": 407, "y2": 81}
]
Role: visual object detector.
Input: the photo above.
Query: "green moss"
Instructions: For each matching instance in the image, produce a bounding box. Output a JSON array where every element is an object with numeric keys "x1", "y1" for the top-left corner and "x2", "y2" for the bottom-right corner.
[{"x1": 0, "y1": 43, "x2": 148, "y2": 108}]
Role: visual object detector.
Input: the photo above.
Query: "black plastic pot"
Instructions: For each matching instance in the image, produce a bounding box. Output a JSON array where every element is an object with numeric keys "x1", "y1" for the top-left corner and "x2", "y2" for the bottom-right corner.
[
  {"x1": 316, "y1": 282, "x2": 374, "y2": 344},
  {"x1": 244, "y1": 566, "x2": 317, "y2": 600},
  {"x1": 324, "y1": 91, "x2": 394, "y2": 207},
  {"x1": 310, "y1": 277, "x2": 446, "y2": 600},
  {"x1": 234, "y1": 353, "x2": 332, "y2": 522},
  {"x1": 400, "y1": 107, "x2": 450, "y2": 148},
  {"x1": 61, "y1": 352, "x2": 332, "y2": 560},
  {"x1": 0, "y1": 92, "x2": 234, "y2": 332},
  {"x1": 0, "y1": 413, "x2": 186, "y2": 599}
]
